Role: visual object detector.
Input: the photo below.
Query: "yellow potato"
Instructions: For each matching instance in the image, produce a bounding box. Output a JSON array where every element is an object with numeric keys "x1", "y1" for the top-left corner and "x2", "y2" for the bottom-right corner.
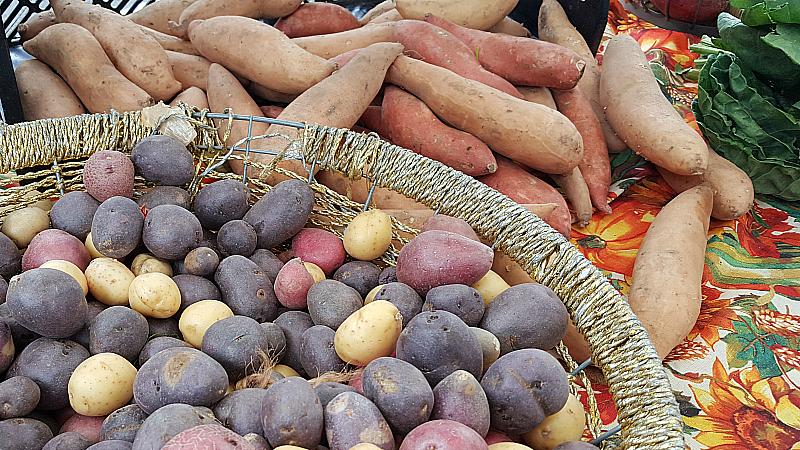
[
  {"x1": 364, "y1": 284, "x2": 384, "y2": 304},
  {"x1": 334, "y1": 300, "x2": 402, "y2": 366},
  {"x1": 304, "y1": 262, "x2": 326, "y2": 283},
  {"x1": 489, "y1": 443, "x2": 535, "y2": 450},
  {"x1": 349, "y1": 444, "x2": 383, "y2": 450},
  {"x1": 523, "y1": 392, "x2": 586, "y2": 450},
  {"x1": 131, "y1": 253, "x2": 173, "y2": 277},
  {"x1": 2, "y1": 207, "x2": 50, "y2": 248},
  {"x1": 84, "y1": 232, "x2": 105, "y2": 259},
  {"x1": 343, "y1": 209, "x2": 393, "y2": 261},
  {"x1": 129, "y1": 272, "x2": 182, "y2": 319},
  {"x1": 178, "y1": 299, "x2": 234, "y2": 348},
  {"x1": 472, "y1": 269, "x2": 511, "y2": 305},
  {"x1": 40, "y1": 260, "x2": 88, "y2": 295},
  {"x1": 85, "y1": 258, "x2": 136, "y2": 306},
  {"x1": 273, "y1": 364, "x2": 301, "y2": 378},
  {"x1": 68, "y1": 352, "x2": 137, "y2": 416},
  {"x1": 273, "y1": 446, "x2": 311, "y2": 450}
]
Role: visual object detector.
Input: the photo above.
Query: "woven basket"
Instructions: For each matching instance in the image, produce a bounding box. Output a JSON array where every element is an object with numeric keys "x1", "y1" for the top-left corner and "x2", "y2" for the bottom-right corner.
[{"x1": 0, "y1": 108, "x2": 685, "y2": 450}]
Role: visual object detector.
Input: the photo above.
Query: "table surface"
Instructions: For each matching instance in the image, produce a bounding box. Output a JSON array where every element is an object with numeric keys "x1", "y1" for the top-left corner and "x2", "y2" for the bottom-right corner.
[{"x1": 577, "y1": 2, "x2": 800, "y2": 448}]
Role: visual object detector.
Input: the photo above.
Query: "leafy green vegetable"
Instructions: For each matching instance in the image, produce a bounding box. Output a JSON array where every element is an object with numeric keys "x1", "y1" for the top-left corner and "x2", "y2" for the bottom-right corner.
[
  {"x1": 730, "y1": 0, "x2": 800, "y2": 26},
  {"x1": 761, "y1": 23, "x2": 800, "y2": 64}
]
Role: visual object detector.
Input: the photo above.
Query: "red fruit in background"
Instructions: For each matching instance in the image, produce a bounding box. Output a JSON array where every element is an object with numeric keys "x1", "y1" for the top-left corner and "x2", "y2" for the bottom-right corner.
[{"x1": 650, "y1": 0, "x2": 729, "y2": 23}]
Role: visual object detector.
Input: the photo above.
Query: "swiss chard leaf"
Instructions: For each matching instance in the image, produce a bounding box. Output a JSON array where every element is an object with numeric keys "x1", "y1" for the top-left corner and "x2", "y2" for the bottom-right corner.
[
  {"x1": 761, "y1": 23, "x2": 800, "y2": 64},
  {"x1": 730, "y1": 0, "x2": 800, "y2": 25}
]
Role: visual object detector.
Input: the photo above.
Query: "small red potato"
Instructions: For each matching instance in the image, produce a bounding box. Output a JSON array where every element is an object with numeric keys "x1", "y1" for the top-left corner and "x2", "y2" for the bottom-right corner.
[
  {"x1": 58, "y1": 412, "x2": 106, "y2": 441},
  {"x1": 399, "y1": 419, "x2": 489, "y2": 450},
  {"x1": 162, "y1": 424, "x2": 257, "y2": 450},
  {"x1": 21, "y1": 228, "x2": 91, "y2": 272},
  {"x1": 292, "y1": 228, "x2": 346, "y2": 276},
  {"x1": 82, "y1": 150, "x2": 135, "y2": 202},
  {"x1": 274, "y1": 258, "x2": 315, "y2": 310}
]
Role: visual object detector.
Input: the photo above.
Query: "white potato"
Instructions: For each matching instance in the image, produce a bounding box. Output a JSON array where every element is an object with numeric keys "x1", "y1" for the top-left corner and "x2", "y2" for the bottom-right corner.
[
  {"x1": 131, "y1": 253, "x2": 173, "y2": 277},
  {"x1": 343, "y1": 209, "x2": 393, "y2": 261},
  {"x1": 40, "y1": 259, "x2": 89, "y2": 295},
  {"x1": 334, "y1": 300, "x2": 402, "y2": 366},
  {"x1": 472, "y1": 269, "x2": 510, "y2": 305},
  {"x1": 178, "y1": 299, "x2": 234, "y2": 348},
  {"x1": 524, "y1": 392, "x2": 587, "y2": 450},
  {"x1": 68, "y1": 352, "x2": 137, "y2": 416},
  {"x1": 85, "y1": 257, "x2": 136, "y2": 306},
  {"x1": 2, "y1": 207, "x2": 50, "y2": 248},
  {"x1": 304, "y1": 261, "x2": 326, "y2": 283},
  {"x1": 272, "y1": 364, "x2": 301, "y2": 378},
  {"x1": 84, "y1": 232, "x2": 105, "y2": 259},
  {"x1": 364, "y1": 284, "x2": 384, "y2": 304},
  {"x1": 129, "y1": 272, "x2": 181, "y2": 319}
]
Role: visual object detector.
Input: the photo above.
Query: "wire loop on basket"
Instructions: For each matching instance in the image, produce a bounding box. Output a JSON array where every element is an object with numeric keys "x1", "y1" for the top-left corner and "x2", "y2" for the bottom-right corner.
[{"x1": 0, "y1": 108, "x2": 686, "y2": 450}]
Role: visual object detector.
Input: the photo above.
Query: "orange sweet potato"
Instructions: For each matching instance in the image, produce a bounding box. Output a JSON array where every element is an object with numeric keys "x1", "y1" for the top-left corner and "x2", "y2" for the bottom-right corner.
[
  {"x1": 169, "y1": 0, "x2": 302, "y2": 38},
  {"x1": 128, "y1": 0, "x2": 198, "y2": 35},
  {"x1": 357, "y1": 105, "x2": 390, "y2": 140},
  {"x1": 166, "y1": 51, "x2": 212, "y2": 91},
  {"x1": 382, "y1": 85, "x2": 497, "y2": 176},
  {"x1": 291, "y1": 22, "x2": 398, "y2": 59},
  {"x1": 358, "y1": 0, "x2": 395, "y2": 25},
  {"x1": 517, "y1": 86, "x2": 557, "y2": 110},
  {"x1": 395, "y1": 0, "x2": 518, "y2": 30},
  {"x1": 424, "y1": 14, "x2": 585, "y2": 90},
  {"x1": 17, "y1": 10, "x2": 56, "y2": 42},
  {"x1": 15, "y1": 59, "x2": 85, "y2": 121},
  {"x1": 386, "y1": 55, "x2": 583, "y2": 175},
  {"x1": 550, "y1": 167, "x2": 593, "y2": 227},
  {"x1": 138, "y1": 26, "x2": 201, "y2": 56},
  {"x1": 274, "y1": 2, "x2": 360, "y2": 38},
  {"x1": 170, "y1": 86, "x2": 209, "y2": 110}
]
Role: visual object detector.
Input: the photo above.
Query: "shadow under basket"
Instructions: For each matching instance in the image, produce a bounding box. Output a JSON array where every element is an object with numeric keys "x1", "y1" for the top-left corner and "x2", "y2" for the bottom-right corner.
[{"x1": 0, "y1": 107, "x2": 686, "y2": 450}]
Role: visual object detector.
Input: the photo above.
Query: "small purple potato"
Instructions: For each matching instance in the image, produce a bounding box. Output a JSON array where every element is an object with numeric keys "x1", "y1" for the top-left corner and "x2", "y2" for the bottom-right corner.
[
  {"x1": 161, "y1": 424, "x2": 256, "y2": 450},
  {"x1": 292, "y1": 228, "x2": 346, "y2": 276},
  {"x1": 215, "y1": 256, "x2": 279, "y2": 323},
  {"x1": 138, "y1": 336, "x2": 192, "y2": 367},
  {"x1": 136, "y1": 186, "x2": 191, "y2": 211},
  {"x1": 83, "y1": 150, "x2": 135, "y2": 202},
  {"x1": 131, "y1": 403, "x2": 216, "y2": 450},
  {"x1": 89, "y1": 306, "x2": 148, "y2": 361},
  {"x1": 88, "y1": 441, "x2": 133, "y2": 449},
  {"x1": 217, "y1": 220, "x2": 257, "y2": 257},
  {"x1": 201, "y1": 315, "x2": 272, "y2": 380},
  {"x1": 172, "y1": 274, "x2": 221, "y2": 313},
  {"x1": 423, "y1": 284, "x2": 485, "y2": 327},
  {"x1": 481, "y1": 349, "x2": 569, "y2": 434},
  {"x1": 420, "y1": 215, "x2": 479, "y2": 241},
  {"x1": 261, "y1": 377, "x2": 323, "y2": 449},
  {"x1": 7, "y1": 268, "x2": 88, "y2": 338},
  {"x1": 0, "y1": 376, "x2": 40, "y2": 419},
  {"x1": 378, "y1": 267, "x2": 397, "y2": 285},
  {"x1": 133, "y1": 347, "x2": 228, "y2": 414},
  {"x1": 371, "y1": 282, "x2": 423, "y2": 328},
  {"x1": 70, "y1": 301, "x2": 108, "y2": 350},
  {"x1": 243, "y1": 179, "x2": 314, "y2": 250},
  {"x1": 43, "y1": 431, "x2": 94, "y2": 450},
  {"x1": 300, "y1": 325, "x2": 346, "y2": 378},
  {"x1": 398, "y1": 419, "x2": 488, "y2": 450},
  {"x1": 0, "y1": 303, "x2": 42, "y2": 350},
  {"x1": 0, "y1": 233, "x2": 22, "y2": 280},
  {"x1": 273, "y1": 258, "x2": 314, "y2": 310},
  {"x1": 332, "y1": 261, "x2": 381, "y2": 298},
  {"x1": 242, "y1": 434, "x2": 270, "y2": 450},
  {"x1": 50, "y1": 191, "x2": 100, "y2": 242},
  {"x1": 396, "y1": 231, "x2": 493, "y2": 295},
  {"x1": 0, "y1": 321, "x2": 14, "y2": 373},
  {"x1": 146, "y1": 316, "x2": 182, "y2": 339},
  {"x1": 479, "y1": 283, "x2": 569, "y2": 354},
  {"x1": 430, "y1": 370, "x2": 490, "y2": 437},
  {"x1": 395, "y1": 310, "x2": 483, "y2": 386},
  {"x1": 130, "y1": 135, "x2": 195, "y2": 187},
  {"x1": 0, "y1": 417, "x2": 54, "y2": 450},
  {"x1": 213, "y1": 388, "x2": 269, "y2": 438},
  {"x1": 91, "y1": 197, "x2": 144, "y2": 259},
  {"x1": 306, "y1": 280, "x2": 363, "y2": 330},
  {"x1": 324, "y1": 392, "x2": 393, "y2": 450},
  {"x1": 183, "y1": 247, "x2": 219, "y2": 277},
  {"x1": 313, "y1": 382, "x2": 359, "y2": 409},
  {"x1": 100, "y1": 404, "x2": 149, "y2": 442},
  {"x1": 259, "y1": 321, "x2": 286, "y2": 360},
  {"x1": 247, "y1": 250, "x2": 283, "y2": 284},
  {"x1": 273, "y1": 311, "x2": 315, "y2": 377},
  {"x1": 553, "y1": 442, "x2": 599, "y2": 450},
  {"x1": 142, "y1": 205, "x2": 202, "y2": 260},
  {"x1": 193, "y1": 179, "x2": 251, "y2": 231},
  {"x1": 0, "y1": 277, "x2": 6, "y2": 303},
  {"x1": 27, "y1": 410, "x2": 59, "y2": 436},
  {"x1": 21, "y1": 229, "x2": 92, "y2": 272},
  {"x1": 362, "y1": 357, "x2": 433, "y2": 435}
]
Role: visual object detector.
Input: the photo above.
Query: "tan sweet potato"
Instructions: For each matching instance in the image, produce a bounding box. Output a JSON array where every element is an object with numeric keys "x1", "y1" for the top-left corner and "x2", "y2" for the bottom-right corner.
[
  {"x1": 358, "y1": 0, "x2": 395, "y2": 25},
  {"x1": 22, "y1": 23, "x2": 154, "y2": 114},
  {"x1": 628, "y1": 183, "x2": 713, "y2": 360},
  {"x1": 395, "y1": 0, "x2": 519, "y2": 30},
  {"x1": 166, "y1": 51, "x2": 212, "y2": 91},
  {"x1": 188, "y1": 16, "x2": 337, "y2": 95},
  {"x1": 314, "y1": 169, "x2": 432, "y2": 211},
  {"x1": 600, "y1": 34, "x2": 708, "y2": 176},
  {"x1": 657, "y1": 148, "x2": 754, "y2": 221},
  {"x1": 369, "y1": 9, "x2": 403, "y2": 24},
  {"x1": 139, "y1": 26, "x2": 201, "y2": 56},
  {"x1": 486, "y1": 16, "x2": 531, "y2": 37},
  {"x1": 51, "y1": 0, "x2": 182, "y2": 102},
  {"x1": 170, "y1": 86, "x2": 209, "y2": 110},
  {"x1": 517, "y1": 86, "x2": 557, "y2": 110},
  {"x1": 274, "y1": 2, "x2": 360, "y2": 38},
  {"x1": 247, "y1": 82, "x2": 300, "y2": 104},
  {"x1": 386, "y1": 55, "x2": 583, "y2": 175},
  {"x1": 425, "y1": 14, "x2": 585, "y2": 90},
  {"x1": 550, "y1": 167, "x2": 593, "y2": 227},
  {"x1": 15, "y1": 59, "x2": 85, "y2": 120},
  {"x1": 128, "y1": 0, "x2": 198, "y2": 35},
  {"x1": 292, "y1": 22, "x2": 398, "y2": 59},
  {"x1": 169, "y1": 0, "x2": 302, "y2": 38},
  {"x1": 17, "y1": 10, "x2": 56, "y2": 41},
  {"x1": 259, "y1": 105, "x2": 285, "y2": 119}
]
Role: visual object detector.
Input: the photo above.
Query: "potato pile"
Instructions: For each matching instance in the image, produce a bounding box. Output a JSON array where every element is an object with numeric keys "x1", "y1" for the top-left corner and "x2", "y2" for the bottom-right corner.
[{"x1": 0, "y1": 133, "x2": 595, "y2": 450}]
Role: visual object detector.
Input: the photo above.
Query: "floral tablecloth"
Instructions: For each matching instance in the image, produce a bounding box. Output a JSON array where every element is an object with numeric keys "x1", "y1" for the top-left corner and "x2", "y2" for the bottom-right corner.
[{"x1": 577, "y1": 2, "x2": 800, "y2": 449}]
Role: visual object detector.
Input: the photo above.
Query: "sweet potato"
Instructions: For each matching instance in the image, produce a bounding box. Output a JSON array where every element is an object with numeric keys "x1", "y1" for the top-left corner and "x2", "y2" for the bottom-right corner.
[
  {"x1": 551, "y1": 87, "x2": 612, "y2": 214},
  {"x1": 486, "y1": 16, "x2": 530, "y2": 37},
  {"x1": 51, "y1": 0, "x2": 183, "y2": 102},
  {"x1": 128, "y1": 0, "x2": 198, "y2": 35},
  {"x1": 259, "y1": 105, "x2": 285, "y2": 119},
  {"x1": 424, "y1": 15, "x2": 585, "y2": 90},
  {"x1": 15, "y1": 59, "x2": 85, "y2": 121},
  {"x1": 22, "y1": 24, "x2": 154, "y2": 113},
  {"x1": 386, "y1": 55, "x2": 583, "y2": 175},
  {"x1": 384, "y1": 205, "x2": 557, "y2": 232},
  {"x1": 657, "y1": 148, "x2": 754, "y2": 221},
  {"x1": 170, "y1": 86, "x2": 209, "y2": 110},
  {"x1": 357, "y1": 105, "x2": 390, "y2": 139},
  {"x1": 550, "y1": 167, "x2": 593, "y2": 227},
  {"x1": 395, "y1": 0, "x2": 518, "y2": 30},
  {"x1": 600, "y1": 34, "x2": 708, "y2": 175},
  {"x1": 167, "y1": 51, "x2": 212, "y2": 91},
  {"x1": 477, "y1": 154, "x2": 571, "y2": 238},
  {"x1": 329, "y1": 48, "x2": 364, "y2": 68},
  {"x1": 517, "y1": 86, "x2": 557, "y2": 110},
  {"x1": 17, "y1": 10, "x2": 56, "y2": 42},
  {"x1": 314, "y1": 169, "x2": 431, "y2": 211},
  {"x1": 275, "y1": 2, "x2": 360, "y2": 38},
  {"x1": 169, "y1": 0, "x2": 302, "y2": 39},
  {"x1": 247, "y1": 82, "x2": 299, "y2": 104},
  {"x1": 292, "y1": 22, "x2": 398, "y2": 59},
  {"x1": 188, "y1": 16, "x2": 337, "y2": 95},
  {"x1": 394, "y1": 20, "x2": 522, "y2": 98},
  {"x1": 382, "y1": 85, "x2": 497, "y2": 176},
  {"x1": 370, "y1": 9, "x2": 403, "y2": 24},
  {"x1": 139, "y1": 26, "x2": 202, "y2": 56},
  {"x1": 628, "y1": 183, "x2": 713, "y2": 359},
  {"x1": 359, "y1": 0, "x2": 395, "y2": 25}
]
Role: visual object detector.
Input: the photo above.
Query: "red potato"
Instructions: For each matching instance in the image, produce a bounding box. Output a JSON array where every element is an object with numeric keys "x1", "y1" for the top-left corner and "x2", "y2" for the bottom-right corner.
[
  {"x1": 166, "y1": 51, "x2": 212, "y2": 91},
  {"x1": 170, "y1": 86, "x2": 209, "y2": 110},
  {"x1": 478, "y1": 154, "x2": 571, "y2": 238},
  {"x1": 394, "y1": 0, "x2": 519, "y2": 30},
  {"x1": 51, "y1": 0, "x2": 183, "y2": 102},
  {"x1": 424, "y1": 15, "x2": 585, "y2": 90},
  {"x1": 59, "y1": 413, "x2": 105, "y2": 443},
  {"x1": 22, "y1": 24, "x2": 154, "y2": 113},
  {"x1": 274, "y1": 2, "x2": 360, "y2": 38},
  {"x1": 292, "y1": 228, "x2": 346, "y2": 276},
  {"x1": 274, "y1": 258, "x2": 316, "y2": 309},
  {"x1": 382, "y1": 85, "x2": 497, "y2": 176},
  {"x1": 21, "y1": 229, "x2": 92, "y2": 272},
  {"x1": 127, "y1": 0, "x2": 199, "y2": 35},
  {"x1": 17, "y1": 10, "x2": 56, "y2": 41},
  {"x1": 551, "y1": 87, "x2": 612, "y2": 214},
  {"x1": 600, "y1": 34, "x2": 708, "y2": 175},
  {"x1": 169, "y1": 0, "x2": 303, "y2": 38},
  {"x1": 386, "y1": 55, "x2": 583, "y2": 175},
  {"x1": 628, "y1": 183, "x2": 713, "y2": 360},
  {"x1": 399, "y1": 419, "x2": 490, "y2": 450},
  {"x1": 394, "y1": 20, "x2": 523, "y2": 98},
  {"x1": 15, "y1": 59, "x2": 85, "y2": 121},
  {"x1": 550, "y1": 167, "x2": 593, "y2": 227},
  {"x1": 291, "y1": 22, "x2": 398, "y2": 59},
  {"x1": 188, "y1": 16, "x2": 337, "y2": 95},
  {"x1": 162, "y1": 424, "x2": 256, "y2": 450}
]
